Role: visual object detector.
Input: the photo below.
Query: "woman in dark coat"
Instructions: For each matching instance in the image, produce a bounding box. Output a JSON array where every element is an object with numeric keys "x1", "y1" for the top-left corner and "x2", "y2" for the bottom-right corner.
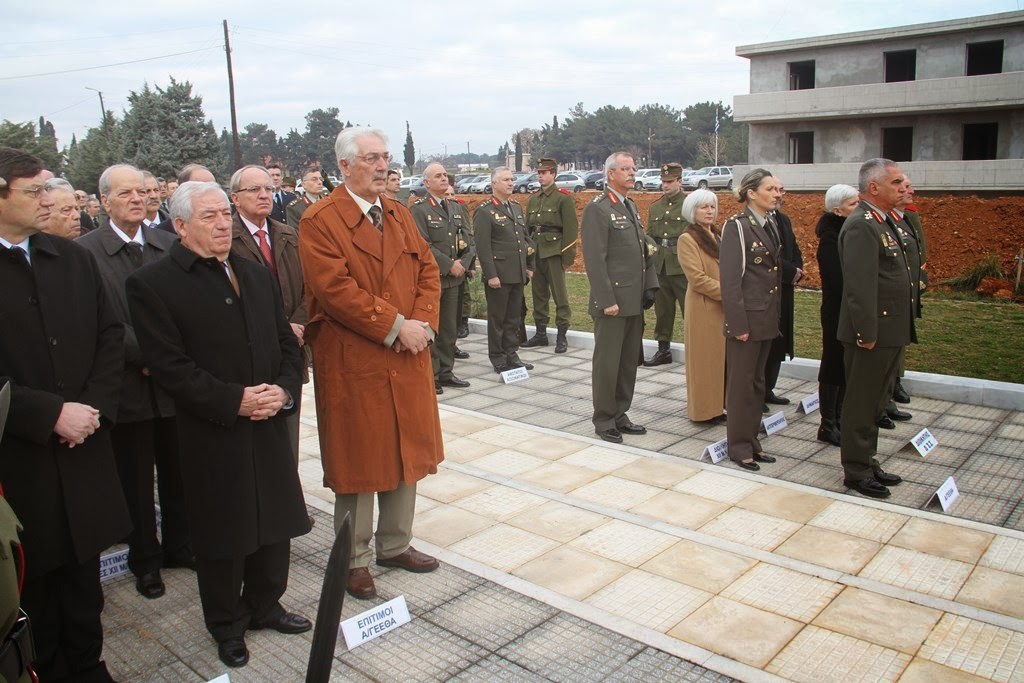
[{"x1": 815, "y1": 184, "x2": 860, "y2": 446}]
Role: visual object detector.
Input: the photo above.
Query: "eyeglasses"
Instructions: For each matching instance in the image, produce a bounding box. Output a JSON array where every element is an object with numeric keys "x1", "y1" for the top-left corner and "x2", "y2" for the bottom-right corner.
[
  {"x1": 8, "y1": 185, "x2": 49, "y2": 199},
  {"x1": 236, "y1": 185, "x2": 275, "y2": 195},
  {"x1": 354, "y1": 152, "x2": 392, "y2": 165}
]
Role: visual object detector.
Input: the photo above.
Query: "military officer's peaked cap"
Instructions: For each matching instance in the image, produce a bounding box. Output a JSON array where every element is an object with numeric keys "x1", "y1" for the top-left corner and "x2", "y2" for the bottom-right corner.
[
  {"x1": 536, "y1": 158, "x2": 558, "y2": 172},
  {"x1": 660, "y1": 163, "x2": 683, "y2": 181}
]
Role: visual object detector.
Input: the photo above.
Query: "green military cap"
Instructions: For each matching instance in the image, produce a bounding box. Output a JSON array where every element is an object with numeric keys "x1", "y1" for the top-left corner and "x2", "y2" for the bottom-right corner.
[
  {"x1": 536, "y1": 158, "x2": 557, "y2": 172},
  {"x1": 660, "y1": 163, "x2": 683, "y2": 181},
  {"x1": 282, "y1": 176, "x2": 296, "y2": 186}
]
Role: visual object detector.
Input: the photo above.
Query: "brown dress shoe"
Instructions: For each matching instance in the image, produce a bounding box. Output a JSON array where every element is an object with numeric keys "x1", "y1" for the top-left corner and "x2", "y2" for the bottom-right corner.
[
  {"x1": 347, "y1": 567, "x2": 377, "y2": 599},
  {"x1": 376, "y1": 546, "x2": 439, "y2": 573}
]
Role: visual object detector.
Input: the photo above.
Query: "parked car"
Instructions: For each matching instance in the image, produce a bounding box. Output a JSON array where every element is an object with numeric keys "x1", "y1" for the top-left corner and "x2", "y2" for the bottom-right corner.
[
  {"x1": 400, "y1": 176, "x2": 426, "y2": 197},
  {"x1": 454, "y1": 173, "x2": 477, "y2": 187},
  {"x1": 682, "y1": 166, "x2": 733, "y2": 190},
  {"x1": 514, "y1": 172, "x2": 537, "y2": 194},
  {"x1": 466, "y1": 175, "x2": 492, "y2": 194},
  {"x1": 583, "y1": 171, "x2": 604, "y2": 189},
  {"x1": 633, "y1": 168, "x2": 662, "y2": 191},
  {"x1": 554, "y1": 172, "x2": 585, "y2": 192},
  {"x1": 454, "y1": 175, "x2": 480, "y2": 193}
]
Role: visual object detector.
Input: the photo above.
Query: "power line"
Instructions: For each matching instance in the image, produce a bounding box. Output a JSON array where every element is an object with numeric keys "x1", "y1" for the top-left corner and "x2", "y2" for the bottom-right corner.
[
  {"x1": 0, "y1": 47, "x2": 219, "y2": 81},
  {"x1": 1, "y1": 25, "x2": 213, "y2": 47}
]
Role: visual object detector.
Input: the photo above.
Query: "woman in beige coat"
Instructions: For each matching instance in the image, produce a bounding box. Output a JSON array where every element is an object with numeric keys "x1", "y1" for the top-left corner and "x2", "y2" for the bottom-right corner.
[{"x1": 677, "y1": 189, "x2": 725, "y2": 423}]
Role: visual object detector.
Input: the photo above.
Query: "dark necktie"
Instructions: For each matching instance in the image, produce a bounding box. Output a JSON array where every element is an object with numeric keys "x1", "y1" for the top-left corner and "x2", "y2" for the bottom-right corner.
[
  {"x1": 437, "y1": 199, "x2": 448, "y2": 217},
  {"x1": 256, "y1": 229, "x2": 278, "y2": 278},
  {"x1": 765, "y1": 215, "x2": 781, "y2": 249},
  {"x1": 6, "y1": 245, "x2": 30, "y2": 268},
  {"x1": 368, "y1": 206, "x2": 383, "y2": 232},
  {"x1": 124, "y1": 242, "x2": 143, "y2": 268}
]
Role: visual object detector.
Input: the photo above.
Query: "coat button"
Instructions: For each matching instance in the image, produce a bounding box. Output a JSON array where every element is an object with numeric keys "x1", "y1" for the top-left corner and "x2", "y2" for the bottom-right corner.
[
  {"x1": 28, "y1": 296, "x2": 37, "y2": 305},
  {"x1": 383, "y1": 292, "x2": 391, "y2": 300},
  {"x1": 56, "y1": 380, "x2": 64, "y2": 390},
  {"x1": 375, "y1": 305, "x2": 383, "y2": 313},
  {"x1": 390, "y1": 370, "x2": 397, "y2": 377},
  {"x1": 225, "y1": 297, "x2": 233, "y2": 305},
  {"x1": 370, "y1": 314, "x2": 377, "y2": 321},
  {"x1": 49, "y1": 337, "x2": 57, "y2": 346}
]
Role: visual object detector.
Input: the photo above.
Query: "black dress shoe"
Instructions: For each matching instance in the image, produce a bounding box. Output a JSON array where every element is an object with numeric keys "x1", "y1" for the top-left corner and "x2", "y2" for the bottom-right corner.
[
  {"x1": 877, "y1": 416, "x2": 896, "y2": 429},
  {"x1": 753, "y1": 452, "x2": 776, "y2": 463},
  {"x1": 454, "y1": 347, "x2": 470, "y2": 359},
  {"x1": 617, "y1": 422, "x2": 647, "y2": 435},
  {"x1": 250, "y1": 612, "x2": 312, "y2": 634},
  {"x1": 886, "y1": 406, "x2": 912, "y2": 421},
  {"x1": 435, "y1": 381, "x2": 443, "y2": 395},
  {"x1": 843, "y1": 477, "x2": 891, "y2": 499},
  {"x1": 218, "y1": 638, "x2": 249, "y2": 668},
  {"x1": 439, "y1": 375, "x2": 470, "y2": 388},
  {"x1": 522, "y1": 333, "x2": 548, "y2": 348},
  {"x1": 765, "y1": 392, "x2": 790, "y2": 405},
  {"x1": 135, "y1": 570, "x2": 165, "y2": 599},
  {"x1": 493, "y1": 364, "x2": 511, "y2": 374},
  {"x1": 736, "y1": 460, "x2": 760, "y2": 471},
  {"x1": 515, "y1": 361, "x2": 534, "y2": 370},
  {"x1": 817, "y1": 425, "x2": 841, "y2": 446},
  {"x1": 893, "y1": 381, "x2": 911, "y2": 404},
  {"x1": 643, "y1": 349, "x2": 672, "y2": 367},
  {"x1": 596, "y1": 428, "x2": 623, "y2": 444},
  {"x1": 873, "y1": 469, "x2": 903, "y2": 486}
]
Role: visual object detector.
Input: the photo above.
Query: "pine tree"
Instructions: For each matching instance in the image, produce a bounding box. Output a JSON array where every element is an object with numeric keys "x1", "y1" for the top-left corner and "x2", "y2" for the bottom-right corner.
[{"x1": 403, "y1": 122, "x2": 415, "y2": 173}]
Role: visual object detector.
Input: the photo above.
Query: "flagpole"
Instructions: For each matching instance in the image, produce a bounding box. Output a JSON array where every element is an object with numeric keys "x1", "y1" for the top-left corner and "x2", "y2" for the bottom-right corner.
[{"x1": 714, "y1": 107, "x2": 720, "y2": 166}]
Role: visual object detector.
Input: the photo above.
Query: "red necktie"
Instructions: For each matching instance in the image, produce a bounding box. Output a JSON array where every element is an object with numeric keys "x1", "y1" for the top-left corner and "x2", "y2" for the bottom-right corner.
[{"x1": 256, "y1": 229, "x2": 278, "y2": 279}]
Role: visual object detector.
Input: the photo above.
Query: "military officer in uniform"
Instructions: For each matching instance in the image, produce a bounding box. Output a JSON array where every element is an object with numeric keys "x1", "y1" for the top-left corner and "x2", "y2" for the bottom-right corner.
[
  {"x1": 643, "y1": 163, "x2": 688, "y2": 366},
  {"x1": 837, "y1": 158, "x2": 912, "y2": 499},
  {"x1": 582, "y1": 152, "x2": 658, "y2": 444},
  {"x1": 523, "y1": 157, "x2": 578, "y2": 353},
  {"x1": 285, "y1": 169, "x2": 329, "y2": 229},
  {"x1": 410, "y1": 163, "x2": 475, "y2": 393},
  {"x1": 474, "y1": 167, "x2": 535, "y2": 373}
]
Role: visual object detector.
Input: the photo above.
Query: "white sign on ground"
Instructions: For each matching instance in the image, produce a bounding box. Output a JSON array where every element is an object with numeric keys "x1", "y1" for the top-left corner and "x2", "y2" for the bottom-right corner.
[
  {"x1": 207, "y1": 675, "x2": 230, "y2": 683},
  {"x1": 909, "y1": 428, "x2": 939, "y2": 457},
  {"x1": 500, "y1": 366, "x2": 529, "y2": 384},
  {"x1": 99, "y1": 548, "x2": 129, "y2": 582},
  {"x1": 701, "y1": 438, "x2": 728, "y2": 463},
  {"x1": 341, "y1": 596, "x2": 411, "y2": 649},
  {"x1": 926, "y1": 476, "x2": 961, "y2": 512},
  {"x1": 796, "y1": 393, "x2": 820, "y2": 415},
  {"x1": 760, "y1": 411, "x2": 787, "y2": 436}
]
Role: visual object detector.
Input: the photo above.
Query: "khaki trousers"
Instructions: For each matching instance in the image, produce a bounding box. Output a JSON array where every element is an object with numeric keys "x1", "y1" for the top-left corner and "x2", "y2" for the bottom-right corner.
[{"x1": 333, "y1": 481, "x2": 417, "y2": 567}]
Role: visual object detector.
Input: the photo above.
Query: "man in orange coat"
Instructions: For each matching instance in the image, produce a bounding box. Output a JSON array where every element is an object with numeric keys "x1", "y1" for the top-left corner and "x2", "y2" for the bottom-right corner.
[{"x1": 299, "y1": 127, "x2": 444, "y2": 600}]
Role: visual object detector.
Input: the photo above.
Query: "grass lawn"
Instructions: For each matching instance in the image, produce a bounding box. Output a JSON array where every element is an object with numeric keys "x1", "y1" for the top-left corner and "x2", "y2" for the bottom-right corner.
[{"x1": 464, "y1": 273, "x2": 1024, "y2": 384}]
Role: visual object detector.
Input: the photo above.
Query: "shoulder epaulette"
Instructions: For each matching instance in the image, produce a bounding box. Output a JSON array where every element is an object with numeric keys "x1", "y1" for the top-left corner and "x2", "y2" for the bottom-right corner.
[{"x1": 558, "y1": 188, "x2": 571, "y2": 195}]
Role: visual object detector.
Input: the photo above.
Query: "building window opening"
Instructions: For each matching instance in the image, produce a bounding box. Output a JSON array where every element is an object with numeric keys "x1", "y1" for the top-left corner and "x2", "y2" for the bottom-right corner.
[
  {"x1": 788, "y1": 61, "x2": 815, "y2": 90},
  {"x1": 966, "y1": 40, "x2": 1003, "y2": 76},
  {"x1": 881, "y1": 127, "x2": 913, "y2": 162},
  {"x1": 788, "y1": 132, "x2": 814, "y2": 164},
  {"x1": 884, "y1": 50, "x2": 917, "y2": 82},
  {"x1": 963, "y1": 123, "x2": 998, "y2": 160}
]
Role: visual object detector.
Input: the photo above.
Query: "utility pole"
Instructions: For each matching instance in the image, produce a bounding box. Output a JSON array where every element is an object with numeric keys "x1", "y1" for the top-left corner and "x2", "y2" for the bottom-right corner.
[
  {"x1": 85, "y1": 87, "x2": 109, "y2": 146},
  {"x1": 647, "y1": 127, "x2": 655, "y2": 167},
  {"x1": 223, "y1": 20, "x2": 242, "y2": 171}
]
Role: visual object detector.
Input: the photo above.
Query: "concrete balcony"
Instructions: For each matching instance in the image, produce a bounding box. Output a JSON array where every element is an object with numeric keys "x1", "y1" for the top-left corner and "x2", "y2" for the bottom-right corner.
[
  {"x1": 734, "y1": 72, "x2": 1024, "y2": 123},
  {"x1": 733, "y1": 159, "x2": 1024, "y2": 191}
]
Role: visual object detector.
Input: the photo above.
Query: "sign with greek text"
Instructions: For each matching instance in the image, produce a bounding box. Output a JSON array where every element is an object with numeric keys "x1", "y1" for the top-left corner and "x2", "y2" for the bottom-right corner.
[
  {"x1": 500, "y1": 366, "x2": 529, "y2": 384},
  {"x1": 207, "y1": 675, "x2": 230, "y2": 683},
  {"x1": 910, "y1": 428, "x2": 938, "y2": 457},
  {"x1": 701, "y1": 438, "x2": 729, "y2": 464},
  {"x1": 99, "y1": 548, "x2": 130, "y2": 582},
  {"x1": 341, "y1": 595, "x2": 411, "y2": 649},
  {"x1": 760, "y1": 411, "x2": 787, "y2": 436},
  {"x1": 926, "y1": 476, "x2": 961, "y2": 512},
  {"x1": 796, "y1": 393, "x2": 819, "y2": 415}
]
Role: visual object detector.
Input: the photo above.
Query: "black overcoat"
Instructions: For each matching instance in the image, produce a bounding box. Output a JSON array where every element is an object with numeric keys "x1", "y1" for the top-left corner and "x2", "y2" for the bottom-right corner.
[
  {"x1": 774, "y1": 210, "x2": 804, "y2": 359},
  {"x1": 125, "y1": 243, "x2": 309, "y2": 560},
  {"x1": 0, "y1": 234, "x2": 130, "y2": 578},
  {"x1": 815, "y1": 212, "x2": 846, "y2": 385}
]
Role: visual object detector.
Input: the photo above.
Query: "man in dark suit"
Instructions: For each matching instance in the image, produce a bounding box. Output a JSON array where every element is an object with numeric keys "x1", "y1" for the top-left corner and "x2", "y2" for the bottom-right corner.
[
  {"x1": 77, "y1": 163, "x2": 193, "y2": 602},
  {"x1": 126, "y1": 181, "x2": 312, "y2": 668},
  {"x1": 141, "y1": 171, "x2": 169, "y2": 228},
  {"x1": 411, "y1": 162, "x2": 476, "y2": 394},
  {"x1": 763, "y1": 177, "x2": 804, "y2": 408},
  {"x1": 838, "y1": 158, "x2": 912, "y2": 499},
  {"x1": 267, "y1": 163, "x2": 294, "y2": 224},
  {"x1": 0, "y1": 146, "x2": 130, "y2": 682},
  {"x1": 155, "y1": 164, "x2": 217, "y2": 234},
  {"x1": 474, "y1": 167, "x2": 535, "y2": 373},
  {"x1": 229, "y1": 164, "x2": 308, "y2": 463},
  {"x1": 582, "y1": 152, "x2": 658, "y2": 444}
]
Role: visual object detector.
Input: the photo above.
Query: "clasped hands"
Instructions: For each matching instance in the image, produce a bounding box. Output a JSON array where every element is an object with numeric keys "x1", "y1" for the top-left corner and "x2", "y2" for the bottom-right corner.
[
  {"x1": 55, "y1": 402, "x2": 101, "y2": 448},
  {"x1": 393, "y1": 319, "x2": 432, "y2": 354},
  {"x1": 238, "y1": 383, "x2": 290, "y2": 420}
]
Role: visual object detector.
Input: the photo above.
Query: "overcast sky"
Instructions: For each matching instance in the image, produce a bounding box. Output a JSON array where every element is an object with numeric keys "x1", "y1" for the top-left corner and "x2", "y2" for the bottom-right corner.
[{"x1": 2, "y1": 0, "x2": 1021, "y2": 159}]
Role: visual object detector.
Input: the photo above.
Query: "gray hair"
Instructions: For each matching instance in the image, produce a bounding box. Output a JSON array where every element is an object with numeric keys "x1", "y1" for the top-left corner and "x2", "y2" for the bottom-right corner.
[
  {"x1": 86, "y1": 198, "x2": 100, "y2": 208},
  {"x1": 229, "y1": 164, "x2": 270, "y2": 192},
  {"x1": 335, "y1": 126, "x2": 389, "y2": 166},
  {"x1": 44, "y1": 178, "x2": 74, "y2": 193},
  {"x1": 491, "y1": 166, "x2": 511, "y2": 182},
  {"x1": 681, "y1": 189, "x2": 718, "y2": 225},
  {"x1": 733, "y1": 168, "x2": 773, "y2": 204},
  {"x1": 169, "y1": 181, "x2": 228, "y2": 222},
  {"x1": 142, "y1": 170, "x2": 157, "y2": 182},
  {"x1": 825, "y1": 184, "x2": 859, "y2": 212},
  {"x1": 858, "y1": 158, "x2": 896, "y2": 193},
  {"x1": 98, "y1": 163, "x2": 143, "y2": 197},
  {"x1": 177, "y1": 163, "x2": 212, "y2": 185},
  {"x1": 603, "y1": 151, "x2": 632, "y2": 178}
]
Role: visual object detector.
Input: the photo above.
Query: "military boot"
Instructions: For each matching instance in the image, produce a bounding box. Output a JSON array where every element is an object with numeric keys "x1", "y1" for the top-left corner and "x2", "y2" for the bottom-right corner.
[
  {"x1": 817, "y1": 383, "x2": 841, "y2": 446},
  {"x1": 457, "y1": 317, "x2": 469, "y2": 339},
  {"x1": 643, "y1": 341, "x2": 672, "y2": 367},
  {"x1": 522, "y1": 326, "x2": 548, "y2": 348},
  {"x1": 554, "y1": 326, "x2": 568, "y2": 354}
]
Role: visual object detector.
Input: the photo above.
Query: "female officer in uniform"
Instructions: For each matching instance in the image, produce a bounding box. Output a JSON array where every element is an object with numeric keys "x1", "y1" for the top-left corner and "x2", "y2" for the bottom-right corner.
[{"x1": 719, "y1": 169, "x2": 783, "y2": 471}]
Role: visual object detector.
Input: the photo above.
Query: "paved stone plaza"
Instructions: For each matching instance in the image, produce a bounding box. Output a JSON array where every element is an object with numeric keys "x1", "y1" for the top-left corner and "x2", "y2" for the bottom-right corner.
[{"x1": 102, "y1": 326, "x2": 1024, "y2": 681}]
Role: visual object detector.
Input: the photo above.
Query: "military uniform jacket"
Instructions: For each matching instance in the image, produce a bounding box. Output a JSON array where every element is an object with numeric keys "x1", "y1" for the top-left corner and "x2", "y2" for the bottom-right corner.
[
  {"x1": 285, "y1": 191, "x2": 327, "y2": 230},
  {"x1": 647, "y1": 191, "x2": 686, "y2": 276},
  {"x1": 720, "y1": 207, "x2": 783, "y2": 341},
  {"x1": 473, "y1": 196, "x2": 535, "y2": 284},
  {"x1": 837, "y1": 201, "x2": 915, "y2": 348},
  {"x1": 526, "y1": 185, "x2": 578, "y2": 266},
  {"x1": 411, "y1": 195, "x2": 476, "y2": 290},
  {"x1": 581, "y1": 190, "x2": 657, "y2": 317},
  {"x1": 891, "y1": 210, "x2": 923, "y2": 320},
  {"x1": 0, "y1": 234, "x2": 130, "y2": 578}
]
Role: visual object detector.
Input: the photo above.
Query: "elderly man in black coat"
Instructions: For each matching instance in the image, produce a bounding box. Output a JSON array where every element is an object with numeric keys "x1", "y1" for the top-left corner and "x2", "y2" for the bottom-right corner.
[
  {"x1": 126, "y1": 180, "x2": 312, "y2": 669},
  {"x1": 0, "y1": 147, "x2": 130, "y2": 682}
]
